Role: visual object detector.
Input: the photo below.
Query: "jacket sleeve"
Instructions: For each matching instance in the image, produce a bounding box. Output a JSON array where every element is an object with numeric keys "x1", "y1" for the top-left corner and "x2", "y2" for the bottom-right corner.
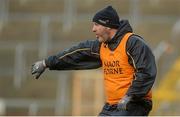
[
  {"x1": 126, "y1": 35, "x2": 157, "y2": 99},
  {"x1": 45, "y1": 40, "x2": 102, "y2": 70}
]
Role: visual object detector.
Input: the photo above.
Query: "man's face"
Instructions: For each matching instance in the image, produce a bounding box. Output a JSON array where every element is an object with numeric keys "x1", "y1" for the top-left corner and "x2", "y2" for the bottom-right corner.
[{"x1": 92, "y1": 22, "x2": 111, "y2": 43}]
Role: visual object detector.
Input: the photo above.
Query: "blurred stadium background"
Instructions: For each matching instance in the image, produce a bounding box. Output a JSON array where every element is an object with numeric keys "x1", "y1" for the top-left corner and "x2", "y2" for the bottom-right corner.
[{"x1": 0, "y1": 0, "x2": 180, "y2": 116}]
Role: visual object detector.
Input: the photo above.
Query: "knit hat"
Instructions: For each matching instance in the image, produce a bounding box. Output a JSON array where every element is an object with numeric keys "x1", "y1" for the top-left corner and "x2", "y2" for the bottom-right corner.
[{"x1": 93, "y1": 6, "x2": 120, "y2": 29}]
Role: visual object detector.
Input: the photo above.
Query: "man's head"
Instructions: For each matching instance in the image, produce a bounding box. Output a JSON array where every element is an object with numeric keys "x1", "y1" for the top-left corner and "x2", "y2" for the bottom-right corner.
[{"x1": 92, "y1": 6, "x2": 120, "y2": 43}]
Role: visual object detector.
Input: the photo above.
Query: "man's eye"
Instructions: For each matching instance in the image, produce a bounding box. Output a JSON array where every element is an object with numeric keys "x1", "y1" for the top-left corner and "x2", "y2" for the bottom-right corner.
[{"x1": 95, "y1": 23, "x2": 98, "y2": 25}]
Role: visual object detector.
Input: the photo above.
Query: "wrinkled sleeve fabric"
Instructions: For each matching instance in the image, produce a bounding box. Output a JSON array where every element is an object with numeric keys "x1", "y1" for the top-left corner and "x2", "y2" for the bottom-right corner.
[
  {"x1": 126, "y1": 35, "x2": 157, "y2": 99},
  {"x1": 45, "y1": 40, "x2": 102, "y2": 70}
]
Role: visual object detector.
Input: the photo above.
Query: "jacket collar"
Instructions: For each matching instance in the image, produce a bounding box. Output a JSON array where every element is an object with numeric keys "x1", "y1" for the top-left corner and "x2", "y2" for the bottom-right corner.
[
  {"x1": 109, "y1": 20, "x2": 133, "y2": 44},
  {"x1": 105, "y1": 20, "x2": 133, "y2": 50}
]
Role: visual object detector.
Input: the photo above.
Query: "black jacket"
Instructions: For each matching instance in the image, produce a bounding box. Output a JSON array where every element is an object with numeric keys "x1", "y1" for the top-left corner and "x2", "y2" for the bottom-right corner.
[{"x1": 45, "y1": 20, "x2": 157, "y2": 100}]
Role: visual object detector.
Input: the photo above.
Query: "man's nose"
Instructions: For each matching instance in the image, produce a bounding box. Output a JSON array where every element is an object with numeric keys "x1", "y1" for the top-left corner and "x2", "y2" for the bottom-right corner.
[{"x1": 92, "y1": 26, "x2": 96, "y2": 32}]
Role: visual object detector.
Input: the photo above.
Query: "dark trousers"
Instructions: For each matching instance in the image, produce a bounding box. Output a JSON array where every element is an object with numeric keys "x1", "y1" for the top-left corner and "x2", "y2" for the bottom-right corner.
[{"x1": 99, "y1": 99, "x2": 152, "y2": 116}]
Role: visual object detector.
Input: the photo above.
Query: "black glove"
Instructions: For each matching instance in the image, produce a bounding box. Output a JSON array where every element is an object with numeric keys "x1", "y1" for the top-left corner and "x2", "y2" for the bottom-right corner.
[
  {"x1": 117, "y1": 95, "x2": 132, "y2": 111},
  {"x1": 31, "y1": 60, "x2": 46, "y2": 79}
]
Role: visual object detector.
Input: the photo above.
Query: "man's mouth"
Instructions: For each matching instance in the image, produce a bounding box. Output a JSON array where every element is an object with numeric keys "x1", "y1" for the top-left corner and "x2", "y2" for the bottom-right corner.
[{"x1": 95, "y1": 34, "x2": 99, "y2": 38}]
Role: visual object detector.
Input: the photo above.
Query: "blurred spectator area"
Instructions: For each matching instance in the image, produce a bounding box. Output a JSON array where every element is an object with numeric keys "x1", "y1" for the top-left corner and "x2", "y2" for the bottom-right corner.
[{"x1": 0, "y1": 0, "x2": 180, "y2": 116}]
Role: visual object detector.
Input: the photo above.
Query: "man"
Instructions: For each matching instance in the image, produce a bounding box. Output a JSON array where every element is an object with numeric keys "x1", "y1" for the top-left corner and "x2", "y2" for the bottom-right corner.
[{"x1": 32, "y1": 6, "x2": 157, "y2": 116}]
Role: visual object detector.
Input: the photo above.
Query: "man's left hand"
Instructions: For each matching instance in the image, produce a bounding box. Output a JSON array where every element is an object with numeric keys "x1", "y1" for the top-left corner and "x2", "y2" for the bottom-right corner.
[{"x1": 117, "y1": 95, "x2": 132, "y2": 111}]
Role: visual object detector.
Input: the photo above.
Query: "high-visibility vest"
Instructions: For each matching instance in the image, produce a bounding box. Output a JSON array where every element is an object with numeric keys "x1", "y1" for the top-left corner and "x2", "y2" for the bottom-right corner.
[{"x1": 100, "y1": 33, "x2": 152, "y2": 104}]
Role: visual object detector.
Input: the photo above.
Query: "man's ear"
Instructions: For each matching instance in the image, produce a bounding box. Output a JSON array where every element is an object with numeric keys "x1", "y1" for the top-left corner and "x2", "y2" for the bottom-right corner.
[
  {"x1": 107, "y1": 27, "x2": 111, "y2": 30},
  {"x1": 106, "y1": 27, "x2": 111, "y2": 30}
]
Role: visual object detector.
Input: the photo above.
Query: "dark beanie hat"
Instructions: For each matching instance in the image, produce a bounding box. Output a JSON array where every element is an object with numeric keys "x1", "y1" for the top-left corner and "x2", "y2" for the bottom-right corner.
[{"x1": 93, "y1": 6, "x2": 120, "y2": 29}]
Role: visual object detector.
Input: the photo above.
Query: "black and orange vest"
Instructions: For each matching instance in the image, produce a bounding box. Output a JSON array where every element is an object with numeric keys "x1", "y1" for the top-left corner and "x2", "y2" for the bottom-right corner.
[{"x1": 100, "y1": 32, "x2": 152, "y2": 104}]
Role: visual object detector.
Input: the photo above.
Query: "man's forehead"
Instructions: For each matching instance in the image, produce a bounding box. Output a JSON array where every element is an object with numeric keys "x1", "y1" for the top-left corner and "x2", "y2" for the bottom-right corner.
[
  {"x1": 93, "y1": 22, "x2": 106, "y2": 27},
  {"x1": 92, "y1": 22, "x2": 98, "y2": 25}
]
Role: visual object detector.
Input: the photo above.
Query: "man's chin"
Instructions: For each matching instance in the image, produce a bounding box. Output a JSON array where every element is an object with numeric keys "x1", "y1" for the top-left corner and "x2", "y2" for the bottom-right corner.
[{"x1": 97, "y1": 38, "x2": 104, "y2": 43}]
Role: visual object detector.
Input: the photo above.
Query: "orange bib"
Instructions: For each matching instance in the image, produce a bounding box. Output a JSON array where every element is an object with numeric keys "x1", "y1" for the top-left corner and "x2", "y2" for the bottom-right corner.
[{"x1": 100, "y1": 33, "x2": 151, "y2": 104}]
